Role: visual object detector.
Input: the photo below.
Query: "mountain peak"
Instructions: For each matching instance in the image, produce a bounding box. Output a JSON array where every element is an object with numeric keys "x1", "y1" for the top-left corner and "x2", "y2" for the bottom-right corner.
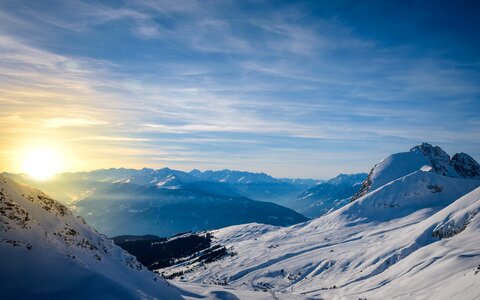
[
  {"x1": 410, "y1": 143, "x2": 457, "y2": 176},
  {"x1": 451, "y1": 152, "x2": 480, "y2": 179},
  {"x1": 189, "y1": 169, "x2": 202, "y2": 176},
  {"x1": 352, "y1": 143, "x2": 479, "y2": 201},
  {"x1": 327, "y1": 173, "x2": 367, "y2": 186}
]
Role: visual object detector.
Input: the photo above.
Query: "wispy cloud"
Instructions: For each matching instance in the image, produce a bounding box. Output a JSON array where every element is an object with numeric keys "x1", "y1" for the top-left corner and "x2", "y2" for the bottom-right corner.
[
  {"x1": 0, "y1": 0, "x2": 479, "y2": 177},
  {"x1": 71, "y1": 136, "x2": 151, "y2": 142},
  {"x1": 45, "y1": 118, "x2": 107, "y2": 128}
]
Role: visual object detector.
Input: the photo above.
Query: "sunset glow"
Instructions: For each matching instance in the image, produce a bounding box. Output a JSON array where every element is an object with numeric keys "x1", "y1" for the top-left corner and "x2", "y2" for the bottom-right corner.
[{"x1": 22, "y1": 148, "x2": 61, "y2": 180}]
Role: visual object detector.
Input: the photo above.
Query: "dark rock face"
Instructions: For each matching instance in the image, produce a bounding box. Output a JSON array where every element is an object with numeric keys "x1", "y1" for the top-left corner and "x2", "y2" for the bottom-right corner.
[
  {"x1": 451, "y1": 153, "x2": 480, "y2": 179},
  {"x1": 350, "y1": 168, "x2": 374, "y2": 202},
  {"x1": 410, "y1": 143, "x2": 456, "y2": 176}
]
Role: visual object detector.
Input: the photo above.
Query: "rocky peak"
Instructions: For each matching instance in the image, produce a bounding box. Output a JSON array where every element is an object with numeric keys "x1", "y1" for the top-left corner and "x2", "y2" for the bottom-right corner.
[
  {"x1": 451, "y1": 153, "x2": 480, "y2": 179},
  {"x1": 410, "y1": 143, "x2": 457, "y2": 177},
  {"x1": 351, "y1": 143, "x2": 480, "y2": 202}
]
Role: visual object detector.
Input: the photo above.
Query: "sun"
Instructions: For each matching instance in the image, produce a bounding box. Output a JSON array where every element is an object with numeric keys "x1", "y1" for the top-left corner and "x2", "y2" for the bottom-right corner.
[{"x1": 22, "y1": 148, "x2": 61, "y2": 180}]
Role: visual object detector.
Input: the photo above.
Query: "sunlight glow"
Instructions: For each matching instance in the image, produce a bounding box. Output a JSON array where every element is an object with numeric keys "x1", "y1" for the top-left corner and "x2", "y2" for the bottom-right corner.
[{"x1": 22, "y1": 148, "x2": 61, "y2": 180}]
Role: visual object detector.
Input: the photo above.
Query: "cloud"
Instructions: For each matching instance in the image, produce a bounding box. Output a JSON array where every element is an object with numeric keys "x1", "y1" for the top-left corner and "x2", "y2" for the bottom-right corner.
[
  {"x1": 71, "y1": 136, "x2": 150, "y2": 142},
  {"x1": 45, "y1": 118, "x2": 107, "y2": 128},
  {"x1": 0, "y1": 0, "x2": 478, "y2": 177}
]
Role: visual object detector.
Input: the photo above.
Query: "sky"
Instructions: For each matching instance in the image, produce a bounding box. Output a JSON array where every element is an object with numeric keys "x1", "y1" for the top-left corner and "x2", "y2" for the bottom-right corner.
[{"x1": 0, "y1": 0, "x2": 479, "y2": 178}]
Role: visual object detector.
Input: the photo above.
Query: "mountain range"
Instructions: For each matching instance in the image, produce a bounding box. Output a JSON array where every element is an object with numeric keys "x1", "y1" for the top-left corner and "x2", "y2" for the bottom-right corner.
[
  {"x1": 156, "y1": 143, "x2": 480, "y2": 299},
  {"x1": 291, "y1": 173, "x2": 367, "y2": 218},
  {"x1": 0, "y1": 174, "x2": 308, "y2": 299},
  {"x1": 5, "y1": 168, "x2": 316, "y2": 237},
  {"x1": 2, "y1": 143, "x2": 480, "y2": 298}
]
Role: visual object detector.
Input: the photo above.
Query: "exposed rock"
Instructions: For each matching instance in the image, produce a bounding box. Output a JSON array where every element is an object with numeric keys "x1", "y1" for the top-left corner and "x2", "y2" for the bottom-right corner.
[
  {"x1": 451, "y1": 152, "x2": 480, "y2": 179},
  {"x1": 351, "y1": 143, "x2": 480, "y2": 202},
  {"x1": 410, "y1": 143, "x2": 457, "y2": 177},
  {"x1": 432, "y1": 209, "x2": 480, "y2": 239},
  {"x1": 351, "y1": 168, "x2": 374, "y2": 202}
]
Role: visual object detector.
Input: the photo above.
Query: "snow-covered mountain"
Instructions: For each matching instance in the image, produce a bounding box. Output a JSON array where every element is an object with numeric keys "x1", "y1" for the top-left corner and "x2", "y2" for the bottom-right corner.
[
  {"x1": 5, "y1": 169, "x2": 309, "y2": 237},
  {"x1": 0, "y1": 174, "x2": 316, "y2": 299},
  {"x1": 352, "y1": 142, "x2": 480, "y2": 201},
  {"x1": 189, "y1": 169, "x2": 279, "y2": 184},
  {"x1": 160, "y1": 144, "x2": 480, "y2": 299},
  {"x1": 74, "y1": 182, "x2": 308, "y2": 237},
  {"x1": 6, "y1": 167, "x2": 319, "y2": 206},
  {"x1": 289, "y1": 173, "x2": 367, "y2": 218},
  {"x1": 0, "y1": 174, "x2": 183, "y2": 299},
  {"x1": 188, "y1": 169, "x2": 319, "y2": 204}
]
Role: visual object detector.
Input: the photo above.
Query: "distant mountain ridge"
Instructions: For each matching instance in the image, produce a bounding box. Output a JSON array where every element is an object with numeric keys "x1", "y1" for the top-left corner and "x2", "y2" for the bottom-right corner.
[
  {"x1": 290, "y1": 173, "x2": 367, "y2": 218},
  {"x1": 75, "y1": 182, "x2": 308, "y2": 237},
  {"x1": 4, "y1": 168, "x2": 310, "y2": 237},
  {"x1": 4, "y1": 167, "x2": 321, "y2": 205}
]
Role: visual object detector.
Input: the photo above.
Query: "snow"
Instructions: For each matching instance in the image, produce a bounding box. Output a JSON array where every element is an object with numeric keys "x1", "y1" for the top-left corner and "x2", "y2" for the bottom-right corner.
[
  {"x1": 0, "y1": 175, "x2": 182, "y2": 299},
  {"x1": 337, "y1": 170, "x2": 480, "y2": 222},
  {"x1": 160, "y1": 146, "x2": 480, "y2": 299},
  {"x1": 369, "y1": 151, "x2": 429, "y2": 191},
  {"x1": 0, "y1": 174, "x2": 310, "y2": 299},
  {"x1": 164, "y1": 187, "x2": 480, "y2": 299},
  {"x1": 3, "y1": 143, "x2": 480, "y2": 299},
  {"x1": 353, "y1": 143, "x2": 480, "y2": 202},
  {"x1": 174, "y1": 281, "x2": 309, "y2": 300}
]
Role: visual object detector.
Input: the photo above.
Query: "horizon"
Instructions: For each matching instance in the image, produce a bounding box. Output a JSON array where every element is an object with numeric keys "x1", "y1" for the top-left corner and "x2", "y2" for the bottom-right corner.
[
  {"x1": 4, "y1": 140, "x2": 474, "y2": 181},
  {"x1": 1, "y1": 0, "x2": 480, "y2": 178},
  {"x1": 7, "y1": 165, "x2": 364, "y2": 181}
]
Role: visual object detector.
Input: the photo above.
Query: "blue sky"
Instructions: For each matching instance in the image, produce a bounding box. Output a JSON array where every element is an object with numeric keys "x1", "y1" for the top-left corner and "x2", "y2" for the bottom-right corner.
[{"x1": 0, "y1": 0, "x2": 479, "y2": 178}]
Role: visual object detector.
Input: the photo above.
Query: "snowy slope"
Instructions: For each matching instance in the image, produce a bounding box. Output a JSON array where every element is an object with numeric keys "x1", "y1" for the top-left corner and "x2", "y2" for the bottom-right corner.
[
  {"x1": 339, "y1": 170, "x2": 480, "y2": 221},
  {"x1": 0, "y1": 174, "x2": 183, "y2": 299},
  {"x1": 162, "y1": 145, "x2": 480, "y2": 299},
  {"x1": 352, "y1": 142, "x2": 480, "y2": 201},
  {"x1": 0, "y1": 175, "x2": 313, "y2": 300},
  {"x1": 164, "y1": 186, "x2": 480, "y2": 299}
]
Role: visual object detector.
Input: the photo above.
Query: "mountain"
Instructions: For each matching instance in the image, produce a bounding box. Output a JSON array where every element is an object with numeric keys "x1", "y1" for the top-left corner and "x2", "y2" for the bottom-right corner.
[
  {"x1": 278, "y1": 178, "x2": 324, "y2": 187},
  {"x1": 6, "y1": 168, "x2": 314, "y2": 236},
  {"x1": 0, "y1": 174, "x2": 183, "y2": 299},
  {"x1": 352, "y1": 142, "x2": 480, "y2": 201},
  {"x1": 289, "y1": 173, "x2": 367, "y2": 218},
  {"x1": 0, "y1": 174, "x2": 312, "y2": 300},
  {"x1": 5, "y1": 169, "x2": 309, "y2": 237},
  {"x1": 188, "y1": 169, "x2": 319, "y2": 204},
  {"x1": 74, "y1": 181, "x2": 308, "y2": 237},
  {"x1": 159, "y1": 144, "x2": 480, "y2": 299},
  {"x1": 189, "y1": 169, "x2": 279, "y2": 184},
  {"x1": 6, "y1": 168, "x2": 320, "y2": 206}
]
